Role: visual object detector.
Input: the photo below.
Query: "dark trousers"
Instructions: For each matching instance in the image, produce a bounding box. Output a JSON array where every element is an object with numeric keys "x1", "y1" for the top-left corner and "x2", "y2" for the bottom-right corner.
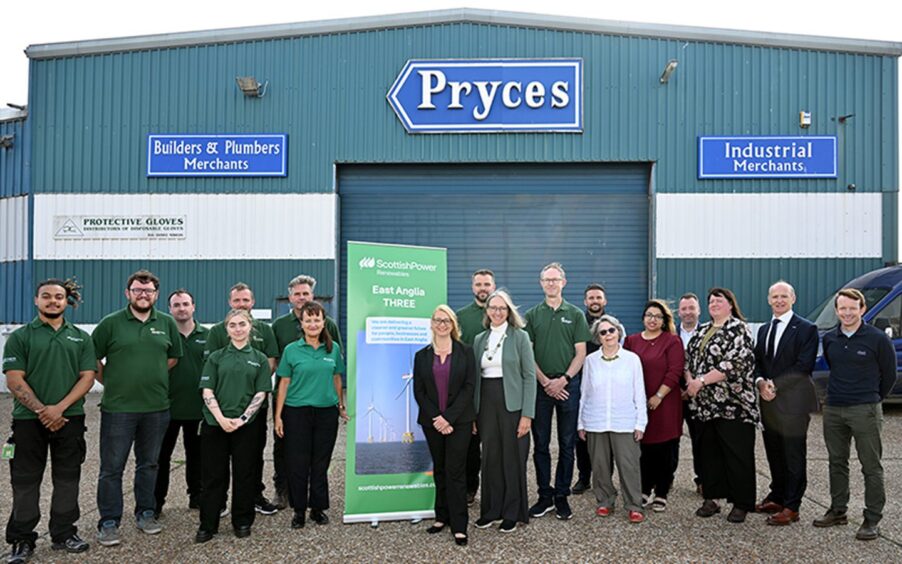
[
  {"x1": 199, "y1": 418, "x2": 260, "y2": 532},
  {"x1": 479, "y1": 379, "x2": 530, "y2": 523},
  {"x1": 254, "y1": 402, "x2": 268, "y2": 500},
  {"x1": 682, "y1": 400, "x2": 703, "y2": 485},
  {"x1": 282, "y1": 405, "x2": 339, "y2": 514},
  {"x1": 6, "y1": 416, "x2": 86, "y2": 545},
  {"x1": 575, "y1": 434, "x2": 591, "y2": 484},
  {"x1": 466, "y1": 431, "x2": 481, "y2": 495},
  {"x1": 698, "y1": 418, "x2": 756, "y2": 511},
  {"x1": 154, "y1": 418, "x2": 202, "y2": 512},
  {"x1": 271, "y1": 393, "x2": 288, "y2": 495},
  {"x1": 532, "y1": 376, "x2": 580, "y2": 498},
  {"x1": 423, "y1": 424, "x2": 471, "y2": 534},
  {"x1": 640, "y1": 438, "x2": 680, "y2": 499},
  {"x1": 761, "y1": 405, "x2": 810, "y2": 511},
  {"x1": 823, "y1": 403, "x2": 885, "y2": 523}
]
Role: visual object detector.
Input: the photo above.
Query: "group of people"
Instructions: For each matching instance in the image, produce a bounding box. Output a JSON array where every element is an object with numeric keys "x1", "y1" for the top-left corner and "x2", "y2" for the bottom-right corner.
[
  {"x1": 2, "y1": 263, "x2": 896, "y2": 561},
  {"x1": 412, "y1": 264, "x2": 896, "y2": 546},
  {"x1": 2, "y1": 272, "x2": 345, "y2": 562}
]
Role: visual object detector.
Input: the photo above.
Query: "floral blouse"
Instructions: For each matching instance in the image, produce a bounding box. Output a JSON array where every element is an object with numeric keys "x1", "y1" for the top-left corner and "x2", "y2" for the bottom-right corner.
[{"x1": 685, "y1": 316, "x2": 759, "y2": 425}]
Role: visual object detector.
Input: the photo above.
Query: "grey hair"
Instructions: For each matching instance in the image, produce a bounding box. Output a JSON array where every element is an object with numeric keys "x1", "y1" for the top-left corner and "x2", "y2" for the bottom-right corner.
[
  {"x1": 482, "y1": 289, "x2": 526, "y2": 329},
  {"x1": 288, "y1": 274, "x2": 317, "y2": 291},
  {"x1": 591, "y1": 314, "x2": 625, "y2": 343}
]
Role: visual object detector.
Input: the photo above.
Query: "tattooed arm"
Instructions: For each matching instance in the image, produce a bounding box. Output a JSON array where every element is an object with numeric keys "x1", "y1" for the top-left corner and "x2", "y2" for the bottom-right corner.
[
  {"x1": 5, "y1": 370, "x2": 48, "y2": 414},
  {"x1": 239, "y1": 392, "x2": 267, "y2": 425},
  {"x1": 202, "y1": 388, "x2": 238, "y2": 433}
]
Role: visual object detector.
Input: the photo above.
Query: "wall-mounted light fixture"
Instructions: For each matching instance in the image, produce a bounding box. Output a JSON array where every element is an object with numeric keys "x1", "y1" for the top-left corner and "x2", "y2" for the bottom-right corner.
[
  {"x1": 659, "y1": 60, "x2": 678, "y2": 84},
  {"x1": 832, "y1": 113, "x2": 855, "y2": 124},
  {"x1": 0, "y1": 134, "x2": 14, "y2": 149},
  {"x1": 235, "y1": 76, "x2": 268, "y2": 98}
]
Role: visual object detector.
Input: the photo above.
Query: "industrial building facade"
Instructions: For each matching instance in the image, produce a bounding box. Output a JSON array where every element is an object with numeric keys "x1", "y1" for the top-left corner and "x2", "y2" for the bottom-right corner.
[{"x1": 1, "y1": 9, "x2": 900, "y2": 329}]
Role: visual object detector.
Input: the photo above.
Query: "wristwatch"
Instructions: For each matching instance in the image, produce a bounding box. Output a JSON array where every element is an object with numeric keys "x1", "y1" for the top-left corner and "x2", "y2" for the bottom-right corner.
[
  {"x1": 655, "y1": 391, "x2": 665, "y2": 399},
  {"x1": 699, "y1": 376, "x2": 706, "y2": 387},
  {"x1": 563, "y1": 373, "x2": 572, "y2": 382},
  {"x1": 239, "y1": 414, "x2": 249, "y2": 423}
]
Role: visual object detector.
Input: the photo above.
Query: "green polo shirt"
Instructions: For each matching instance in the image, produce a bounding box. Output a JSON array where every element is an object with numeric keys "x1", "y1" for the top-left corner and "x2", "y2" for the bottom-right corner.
[
  {"x1": 456, "y1": 301, "x2": 487, "y2": 346},
  {"x1": 271, "y1": 311, "x2": 342, "y2": 357},
  {"x1": 168, "y1": 322, "x2": 209, "y2": 420},
  {"x1": 525, "y1": 299, "x2": 592, "y2": 376},
  {"x1": 206, "y1": 318, "x2": 278, "y2": 359},
  {"x1": 200, "y1": 343, "x2": 272, "y2": 426},
  {"x1": 276, "y1": 341, "x2": 345, "y2": 408},
  {"x1": 92, "y1": 306, "x2": 184, "y2": 413},
  {"x1": 3, "y1": 317, "x2": 96, "y2": 420}
]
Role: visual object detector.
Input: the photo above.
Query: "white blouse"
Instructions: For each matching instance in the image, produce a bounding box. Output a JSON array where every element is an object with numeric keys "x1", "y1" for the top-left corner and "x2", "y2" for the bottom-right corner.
[
  {"x1": 480, "y1": 322, "x2": 507, "y2": 379},
  {"x1": 578, "y1": 346, "x2": 648, "y2": 433}
]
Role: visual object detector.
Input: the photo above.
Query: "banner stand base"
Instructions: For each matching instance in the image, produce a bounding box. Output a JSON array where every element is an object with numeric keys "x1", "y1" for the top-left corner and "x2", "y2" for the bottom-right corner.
[{"x1": 343, "y1": 510, "x2": 435, "y2": 525}]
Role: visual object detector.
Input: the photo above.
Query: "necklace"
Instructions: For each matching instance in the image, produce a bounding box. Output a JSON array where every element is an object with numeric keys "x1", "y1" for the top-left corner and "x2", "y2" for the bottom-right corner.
[{"x1": 485, "y1": 332, "x2": 507, "y2": 361}]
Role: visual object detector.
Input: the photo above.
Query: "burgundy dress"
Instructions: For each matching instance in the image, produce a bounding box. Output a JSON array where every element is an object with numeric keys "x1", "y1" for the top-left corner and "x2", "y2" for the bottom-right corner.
[{"x1": 623, "y1": 332, "x2": 685, "y2": 444}]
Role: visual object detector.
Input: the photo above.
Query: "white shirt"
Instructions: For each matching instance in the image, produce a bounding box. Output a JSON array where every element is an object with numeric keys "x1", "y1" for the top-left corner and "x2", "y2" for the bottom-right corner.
[
  {"x1": 679, "y1": 323, "x2": 698, "y2": 349},
  {"x1": 480, "y1": 322, "x2": 507, "y2": 379},
  {"x1": 766, "y1": 310, "x2": 795, "y2": 356},
  {"x1": 578, "y1": 346, "x2": 648, "y2": 433}
]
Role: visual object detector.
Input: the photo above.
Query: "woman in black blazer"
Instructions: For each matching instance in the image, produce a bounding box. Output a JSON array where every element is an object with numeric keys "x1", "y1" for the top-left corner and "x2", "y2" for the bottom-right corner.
[{"x1": 413, "y1": 304, "x2": 477, "y2": 546}]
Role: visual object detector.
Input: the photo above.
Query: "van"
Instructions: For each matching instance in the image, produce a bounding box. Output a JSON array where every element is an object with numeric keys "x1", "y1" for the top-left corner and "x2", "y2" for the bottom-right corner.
[{"x1": 808, "y1": 265, "x2": 902, "y2": 402}]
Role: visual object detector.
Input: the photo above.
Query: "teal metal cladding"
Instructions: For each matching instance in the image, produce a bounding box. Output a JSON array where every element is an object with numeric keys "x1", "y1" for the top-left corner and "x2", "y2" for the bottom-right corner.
[
  {"x1": 0, "y1": 261, "x2": 32, "y2": 322},
  {"x1": 0, "y1": 117, "x2": 28, "y2": 198}
]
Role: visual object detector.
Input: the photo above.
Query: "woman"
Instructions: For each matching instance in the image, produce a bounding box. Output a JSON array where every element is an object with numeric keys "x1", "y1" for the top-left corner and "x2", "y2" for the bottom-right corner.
[
  {"x1": 623, "y1": 300, "x2": 684, "y2": 512},
  {"x1": 685, "y1": 288, "x2": 759, "y2": 523},
  {"x1": 471, "y1": 290, "x2": 537, "y2": 533},
  {"x1": 412, "y1": 305, "x2": 477, "y2": 546},
  {"x1": 196, "y1": 309, "x2": 272, "y2": 543},
  {"x1": 579, "y1": 315, "x2": 647, "y2": 523},
  {"x1": 274, "y1": 302, "x2": 347, "y2": 530}
]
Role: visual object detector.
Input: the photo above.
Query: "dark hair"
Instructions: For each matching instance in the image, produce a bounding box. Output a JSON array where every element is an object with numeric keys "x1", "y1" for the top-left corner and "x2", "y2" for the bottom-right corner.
[
  {"x1": 472, "y1": 269, "x2": 495, "y2": 280},
  {"x1": 300, "y1": 301, "x2": 333, "y2": 353},
  {"x1": 835, "y1": 288, "x2": 866, "y2": 309},
  {"x1": 707, "y1": 287, "x2": 746, "y2": 322},
  {"x1": 168, "y1": 288, "x2": 194, "y2": 305},
  {"x1": 585, "y1": 283, "x2": 606, "y2": 296},
  {"x1": 35, "y1": 277, "x2": 83, "y2": 309},
  {"x1": 126, "y1": 270, "x2": 159, "y2": 290},
  {"x1": 230, "y1": 282, "x2": 253, "y2": 298},
  {"x1": 643, "y1": 299, "x2": 676, "y2": 334},
  {"x1": 679, "y1": 292, "x2": 699, "y2": 304}
]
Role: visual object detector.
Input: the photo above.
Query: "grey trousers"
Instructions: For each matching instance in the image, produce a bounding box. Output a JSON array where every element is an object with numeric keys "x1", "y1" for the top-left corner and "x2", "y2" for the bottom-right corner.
[
  {"x1": 823, "y1": 403, "x2": 885, "y2": 523},
  {"x1": 586, "y1": 431, "x2": 643, "y2": 513}
]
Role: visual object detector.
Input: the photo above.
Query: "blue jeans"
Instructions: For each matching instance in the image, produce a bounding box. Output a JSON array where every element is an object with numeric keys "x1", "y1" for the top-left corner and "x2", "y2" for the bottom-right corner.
[
  {"x1": 532, "y1": 376, "x2": 580, "y2": 498},
  {"x1": 97, "y1": 410, "x2": 170, "y2": 527}
]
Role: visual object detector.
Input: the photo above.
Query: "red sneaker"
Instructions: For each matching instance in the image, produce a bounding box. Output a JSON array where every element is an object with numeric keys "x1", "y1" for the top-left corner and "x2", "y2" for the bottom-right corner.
[
  {"x1": 595, "y1": 507, "x2": 610, "y2": 517},
  {"x1": 628, "y1": 511, "x2": 645, "y2": 523}
]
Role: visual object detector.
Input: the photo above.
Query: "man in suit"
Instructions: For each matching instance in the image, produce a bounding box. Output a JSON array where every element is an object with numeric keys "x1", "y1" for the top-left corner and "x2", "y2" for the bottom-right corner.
[{"x1": 753, "y1": 281, "x2": 818, "y2": 525}]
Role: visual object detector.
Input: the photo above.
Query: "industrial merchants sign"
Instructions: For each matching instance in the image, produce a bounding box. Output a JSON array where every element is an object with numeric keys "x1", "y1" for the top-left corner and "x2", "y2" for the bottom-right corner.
[
  {"x1": 53, "y1": 215, "x2": 186, "y2": 239},
  {"x1": 146, "y1": 134, "x2": 287, "y2": 177},
  {"x1": 698, "y1": 136, "x2": 838, "y2": 179},
  {"x1": 387, "y1": 59, "x2": 583, "y2": 133}
]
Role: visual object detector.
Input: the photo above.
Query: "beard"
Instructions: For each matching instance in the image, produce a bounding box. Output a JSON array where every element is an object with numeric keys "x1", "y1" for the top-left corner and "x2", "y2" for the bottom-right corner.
[
  {"x1": 40, "y1": 309, "x2": 64, "y2": 319},
  {"x1": 130, "y1": 302, "x2": 153, "y2": 314},
  {"x1": 588, "y1": 304, "x2": 604, "y2": 315}
]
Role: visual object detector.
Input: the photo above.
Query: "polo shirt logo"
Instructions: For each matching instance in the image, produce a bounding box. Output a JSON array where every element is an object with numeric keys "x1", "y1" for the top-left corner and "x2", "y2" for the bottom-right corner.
[
  {"x1": 561, "y1": 318, "x2": 573, "y2": 324},
  {"x1": 200, "y1": 375, "x2": 210, "y2": 381},
  {"x1": 3, "y1": 356, "x2": 15, "y2": 363},
  {"x1": 324, "y1": 358, "x2": 336, "y2": 364},
  {"x1": 195, "y1": 339, "x2": 206, "y2": 345},
  {"x1": 252, "y1": 336, "x2": 264, "y2": 342},
  {"x1": 857, "y1": 350, "x2": 868, "y2": 356},
  {"x1": 247, "y1": 360, "x2": 262, "y2": 367},
  {"x1": 66, "y1": 336, "x2": 84, "y2": 342},
  {"x1": 150, "y1": 328, "x2": 167, "y2": 336}
]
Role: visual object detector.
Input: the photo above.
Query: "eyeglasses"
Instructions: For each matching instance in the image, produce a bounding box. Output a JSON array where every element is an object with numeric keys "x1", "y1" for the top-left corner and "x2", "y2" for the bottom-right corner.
[
  {"x1": 644, "y1": 313, "x2": 664, "y2": 321},
  {"x1": 597, "y1": 327, "x2": 618, "y2": 336},
  {"x1": 540, "y1": 278, "x2": 563, "y2": 284},
  {"x1": 129, "y1": 288, "x2": 157, "y2": 296},
  {"x1": 487, "y1": 306, "x2": 508, "y2": 313},
  {"x1": 432, "y1": 318, "x2": 452, "y2": 326}
]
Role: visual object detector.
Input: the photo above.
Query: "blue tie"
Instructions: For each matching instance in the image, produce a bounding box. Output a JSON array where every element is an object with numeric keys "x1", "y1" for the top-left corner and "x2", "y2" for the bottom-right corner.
[{"x1": 767, "y1": 318, "x2": 781, "y2": 360}]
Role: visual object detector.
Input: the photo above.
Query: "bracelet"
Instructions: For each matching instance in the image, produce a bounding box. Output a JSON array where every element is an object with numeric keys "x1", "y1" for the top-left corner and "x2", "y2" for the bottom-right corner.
[
  {"x1": 699, "y1": 376, "x2": 706, "y2": 386},
  {"x1": 655, "y1": 391, "x2": 665, "y2": 399}
]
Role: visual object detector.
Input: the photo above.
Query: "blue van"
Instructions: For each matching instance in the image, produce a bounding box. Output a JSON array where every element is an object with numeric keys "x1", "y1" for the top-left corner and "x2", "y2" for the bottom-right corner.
[{"x1": 808, "y1": 265, "x2": 902, "y2": 402}]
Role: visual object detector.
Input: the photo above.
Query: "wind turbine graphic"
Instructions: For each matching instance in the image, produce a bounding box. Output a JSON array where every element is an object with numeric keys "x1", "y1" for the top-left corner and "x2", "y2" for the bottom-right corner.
[
  {"x1": 363, "y1": 398, "x2": 387, "y2": 444},
  {"x1": 396, "y1": 352, "x2": 415, "y2": 444}
]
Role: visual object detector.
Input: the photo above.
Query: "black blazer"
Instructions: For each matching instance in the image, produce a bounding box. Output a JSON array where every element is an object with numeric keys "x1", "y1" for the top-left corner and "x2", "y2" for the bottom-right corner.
[
  {"x1": 413, "y1": 341, "x2": 477, "y2": 426},
  {"x1": 754, "y1": 313, "x2": 819, "y2": 414}
]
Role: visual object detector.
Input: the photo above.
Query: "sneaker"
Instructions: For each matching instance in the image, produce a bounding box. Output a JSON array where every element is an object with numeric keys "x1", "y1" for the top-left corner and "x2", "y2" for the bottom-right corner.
[
  {"x1": 628, "y1": 510, "x2": 645, "y2": 524},
  {"x1": 595, "y1": 506, "x2": 611, "y2": 517},
  {"x1": 97, "y1": 521, "x2": 121, "y2": 547},
  {"x1": 7, "y1": 541, "x2": 34, "y2": 564},
  {"x1": 254, "y1": 497, "x2": 279, "y2": 515},
  {"x1": 51, "y1": 533, "x2": 90, "y2": 553},
  {"x1": 529, "y1": 497, "x2": 554, "y2": 518},
  {"x1": 499, "y1": 519, "x2": 517, "y2": 533},
  {"x1": 554, "y1": 497, "x2": 573, "y2": 520},
  {"x1": 642, "y1": 493, "x2": 655, "y2": 508},
  {"x1": 475, "y1": 517, "x2": 499, "y2": 529},
  {"x1": 571, "y1": 480, "x2": 591, "y2": 495},
  {"x1": 651, "y1": 498, "x2": 667, "y2": 513},
  {"x1": 136, "y1": 510, "x2": 163, "y2": 535}
]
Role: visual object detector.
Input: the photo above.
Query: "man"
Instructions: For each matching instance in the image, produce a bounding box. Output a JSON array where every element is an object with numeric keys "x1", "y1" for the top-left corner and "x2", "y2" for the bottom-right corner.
[
  {"x1": 455, "y1": 268, "x2": 496, "y2": 504},
  {"x1": 525, "y1": 263, "x2": 592, "y2": 520},
  {"x1": 92, "y1": 270, "x2": 183, "y2": 546},
  {"x1": 271, "y1": 275, "x2": 342, "y2": 509},
  {"x1": 752, "y1": 281, "x2": 818, "y2": 526},
  {"x1": 206, "y1": 282, "x2": 279, "y2": 516},
  {"x1": 814, "y1": 288, "x2": 895, "y2": 541},
  {"x1": 677, "y1": 293, "x2": 703, "y2": 493},
  {"x1": 2, "y1": 279, "x2": 96, "y2": 562},
  {"x1": 154, "y1": 289, "x2": 208, "y2": 517},
  {"x1": 572, "y1": 283, "x2": 607, "y2": 495}
]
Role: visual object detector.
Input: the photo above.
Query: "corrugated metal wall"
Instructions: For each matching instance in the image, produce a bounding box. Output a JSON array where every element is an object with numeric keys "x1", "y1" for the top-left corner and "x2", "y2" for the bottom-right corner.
[{"x1": 0, "y1": 117, "x2": 28, "y2": 198}]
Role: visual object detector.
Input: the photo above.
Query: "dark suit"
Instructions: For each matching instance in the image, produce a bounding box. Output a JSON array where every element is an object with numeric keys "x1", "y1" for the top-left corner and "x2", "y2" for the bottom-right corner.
[
  {"x1": 413, "y1": 342, "x2": 476, "y2": 534},
  {"x1": 754, "y1": 313, "x2": 818, "y2": 511}
]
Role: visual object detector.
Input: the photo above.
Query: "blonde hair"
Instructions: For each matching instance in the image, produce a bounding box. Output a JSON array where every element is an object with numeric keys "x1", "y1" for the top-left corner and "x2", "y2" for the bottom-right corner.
[
  {"x1": 432, "y1": 305, "x2": 461, "y2": 344},
  {"x1": 483, "y1": 289, "x2": 526, "y2": 329},
  {"x1": 224, "y1": 308, "x2": 253, "y2": 325}
]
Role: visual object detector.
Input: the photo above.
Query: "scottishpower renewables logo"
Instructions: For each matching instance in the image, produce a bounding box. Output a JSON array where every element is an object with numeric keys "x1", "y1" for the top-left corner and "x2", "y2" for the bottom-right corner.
[
  {"x1": 359, "y1": 256, "x2": 438, "y2": 277},
  {"x1": 359, "y1": 257, "x2": 376, "y2": 269}
]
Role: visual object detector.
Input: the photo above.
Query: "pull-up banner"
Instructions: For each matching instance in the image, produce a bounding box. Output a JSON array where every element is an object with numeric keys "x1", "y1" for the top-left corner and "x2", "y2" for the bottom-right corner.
[{"x1": 344, "y1": 241, "x2": 447, "y2": 523}]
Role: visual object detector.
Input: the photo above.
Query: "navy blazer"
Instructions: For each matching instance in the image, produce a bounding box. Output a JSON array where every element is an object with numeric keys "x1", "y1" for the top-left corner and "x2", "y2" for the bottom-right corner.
[
  {"x1": 754, "y1": 313, "x2": 819, "y2": 414},
  {"x1": 412, "y1": 341, "x2": 477, "y2": 426}
]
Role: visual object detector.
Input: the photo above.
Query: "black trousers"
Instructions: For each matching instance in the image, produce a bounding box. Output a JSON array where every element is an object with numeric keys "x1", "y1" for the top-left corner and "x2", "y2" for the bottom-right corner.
[
  {"x1": 423, "y1": 423, "x2": 471, "y2": 534},
  {"x1": 698, "y1": 418, "x2": 756, "y2": 511},
  {"x1": 466, "y1": 431, "x2": 481, "y2": 495},
  {"x1": 282, "y1": 405, "x2": 339, "y2": 514},
  {"x1": 6, "y1": 416, "x2": 86, "y2": 545},
  {"x1": 254, "y1": 402, "x2": 268, "y2": 500},
  {"x1": 640, "y1": 438, "x2": 680, "y2": 499},
  {"x1": 199, "y1": 418, "x2": 260, "y2": 532},
  {"x1": 575, "y1": 434, "x2": 591, "y2": 484},
  {"x1": 761, "y1": 405, "x2": 810, "y2": 511},
  {"x1": 154, "y1": 418, "x2": 202, "y2": 512},
  {"x1": 682, "y1": 400, "x2": 704, "y2": 485},
  {"x1": 479, "y1": 379, "x2": 530, "y2": 523}
]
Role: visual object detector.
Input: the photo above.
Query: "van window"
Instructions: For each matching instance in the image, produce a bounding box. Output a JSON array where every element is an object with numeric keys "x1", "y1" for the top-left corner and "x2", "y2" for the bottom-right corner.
[
  {"x1": 809, "y1": 287, "x2": 891, "y2": 331},
  {"x1": 871, "y1": 294, "x2": 901, "y2": 339}
]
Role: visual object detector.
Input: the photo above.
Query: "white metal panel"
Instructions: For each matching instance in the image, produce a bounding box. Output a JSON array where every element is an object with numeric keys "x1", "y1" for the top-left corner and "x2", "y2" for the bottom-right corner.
[
  {"x1": 0, "y1": 196, "x2": 29, "y2": 262},
  {"x1": 33, "y1": 193, "x2": 336, "y2": 260},
  {"x1": 656, "y1": 192, "x2": 882, "y2": 258}
]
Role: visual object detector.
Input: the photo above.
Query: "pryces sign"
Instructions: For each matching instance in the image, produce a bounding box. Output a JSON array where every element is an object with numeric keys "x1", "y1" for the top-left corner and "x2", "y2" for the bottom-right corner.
[
  {"x1": 698, "y1": 136, "x2": 837, "y2": 179},
  {"x1": 147, "y1": 134, "x2": 287, "y2": 177},
  {"x1": 387, "y1": 59, "x2": 583, "y2": 133}
]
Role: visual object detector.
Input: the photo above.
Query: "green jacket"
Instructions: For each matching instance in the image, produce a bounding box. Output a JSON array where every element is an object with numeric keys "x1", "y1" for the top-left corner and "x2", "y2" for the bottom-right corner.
[{"x1": 472, "y1": 325, "x2": 537, "y2": 418}]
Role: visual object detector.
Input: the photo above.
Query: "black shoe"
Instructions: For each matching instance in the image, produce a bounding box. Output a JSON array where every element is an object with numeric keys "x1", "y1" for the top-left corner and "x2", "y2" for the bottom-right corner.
[
  {"x1": 273, "y1": 490, "x2": 288, "y2": 511},
  {"x1": 291, "y1": 513, "x2": 306, "y2": 529},
  {"x1": 727, "y1": 507, "x2": 747, "y2": 523},
  {"x1": 572, "y1": 480, "x2": 591, "y2": 495},
  {"x1": 309, "y1": 509, "x2": 329, "y2": 525},
  {"x1": 7, "y1": 541, "x2": 34, "y2": 564},
  {"x1": 813, "y1": 509, "x2": 848, "y2": 528},
  {"x1": 454, "y1": 534, "x2": 468, "y2": 546},
  {"x1": 474, "y1": 517, "x2": 498, "y2": 529},
  {"x1": 696, "y1": 500, "x2": 721, "y2": 518},
  {"x1": 194, "y1": 529, "x2": 214, "y2": 544},
  {"x1": 856, "y1": 520, "x2": 879, "y2": 541},
  {"x1": 499, "y1": 519, "x2": 517, "y2": 533},
  {"x1": 466, "y1": 491, "x2": 477, "y2": 506},
  {"x1": 188, "y1": 497, "x2": 200, "y2": 510},
  {"x1": 529, "y1": 497, "x2": 554, "y2": 518},
  {"x1": 425, "y1": 522, "x2": 446, "y2": 534},
  {"x1": 254, "y1": 497, "x2": 279, "y2": 515},
  {"x1": 50, "y1": 533, "x2": 89, "y2": 553},
  {"x1": 554, "y1": 496, "x2": 573, "y2": 520},
  {"x1": 233, "y1": 526, "x2": 251, "y2": 538}
]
